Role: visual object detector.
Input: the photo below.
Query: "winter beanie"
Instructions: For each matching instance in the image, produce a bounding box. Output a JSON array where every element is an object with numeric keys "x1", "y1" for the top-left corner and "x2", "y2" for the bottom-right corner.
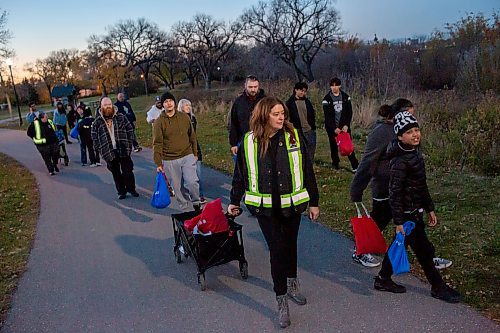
[
  {"x1": 394, "y1": 111, "x2": 419, "y2": 136},
  {"x1": 160, "y1": 92, "x2": 176, "y2": 105}
]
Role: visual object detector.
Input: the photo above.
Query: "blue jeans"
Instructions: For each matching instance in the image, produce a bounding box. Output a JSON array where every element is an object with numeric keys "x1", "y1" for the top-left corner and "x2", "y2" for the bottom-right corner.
[
  {"x1": 303, "y1": 130, "x2": 316, "y2": 161},
  {"x1": 80, "y1": 142, "x2": 87, "y2": 164}
]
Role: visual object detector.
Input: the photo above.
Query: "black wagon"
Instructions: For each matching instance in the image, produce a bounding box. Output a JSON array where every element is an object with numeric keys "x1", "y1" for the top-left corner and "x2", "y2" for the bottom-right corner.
[{"x1": 171, "y1": 210, "x2": 248, "y2": 291}]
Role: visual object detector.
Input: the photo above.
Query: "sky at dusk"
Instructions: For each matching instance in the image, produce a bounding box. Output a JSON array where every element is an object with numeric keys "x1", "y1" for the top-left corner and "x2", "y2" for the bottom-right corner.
[{"x1": 2, "y1": 0, "x2": 498, "y2": 80}]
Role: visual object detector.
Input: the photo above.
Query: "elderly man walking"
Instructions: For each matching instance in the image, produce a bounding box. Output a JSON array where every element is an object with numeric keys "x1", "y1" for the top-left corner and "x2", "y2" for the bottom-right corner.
[
  {"x1": 92, "y1": 97, "x2": 139, "y2": 200},
  {"x1": 153, "y1": 92, "x2": 200, "y2": 212}
]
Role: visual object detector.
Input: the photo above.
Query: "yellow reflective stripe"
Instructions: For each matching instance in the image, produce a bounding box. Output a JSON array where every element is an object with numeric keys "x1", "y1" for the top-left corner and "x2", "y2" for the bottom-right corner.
[
  {"x1": 280, "y1": 194, "x2": 292, "y2": 207},
  {"x1": 262, "y1": 194, "x2": 272, "y2": 208},
  {"x1": 285, "y1": 129, "x2": 303, "y2": 192},
  {"x1": 244, "y1": 191, "x2": 262, "y2": 207},
  {"x1": 291, "y1": 189, "x2": 310, "y2": 205},
  {"x1": 33, "y1": 120, "x2": 46, "y2": 144},
  {"x1": 245, "y1": 132, "x2": 259, "y2": 193},
  {"x1": 47, "y1": 119, "x2": 56, "y2": 131}
]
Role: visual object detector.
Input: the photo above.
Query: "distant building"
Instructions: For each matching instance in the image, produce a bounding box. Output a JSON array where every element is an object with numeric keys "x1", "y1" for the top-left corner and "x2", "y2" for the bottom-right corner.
[{"x1": 51, "y1": 84, "x2": 76, "y2": 105}]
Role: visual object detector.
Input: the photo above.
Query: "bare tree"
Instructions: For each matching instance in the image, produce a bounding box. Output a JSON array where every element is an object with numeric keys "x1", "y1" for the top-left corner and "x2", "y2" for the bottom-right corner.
[
  {"x1": 0, "y1": 9, "x2": 13, "y2": 59},
  {"x1": 242, "y1": 0, "x2": 341, "y2": 82},
  {"x1": 150, "y1": 40, "x2": 183, "y2": 90},
  {"x1": 173, "y1": 14, "x2": 243, "y2": 89},
  {"x1": 89, "y1": 18, "x2": 168, "y2": 95}
]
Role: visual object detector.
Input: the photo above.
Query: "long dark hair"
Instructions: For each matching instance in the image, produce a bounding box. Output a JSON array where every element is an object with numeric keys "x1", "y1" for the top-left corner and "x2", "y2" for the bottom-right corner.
[{"x1": 249, "y1": 97, "x2": 295, "y2": 159}]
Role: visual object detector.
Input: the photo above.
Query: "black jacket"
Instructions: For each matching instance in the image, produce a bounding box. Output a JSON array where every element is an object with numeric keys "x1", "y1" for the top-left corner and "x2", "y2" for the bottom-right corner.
[
  {"x1": 350, "y1": 119, "x2": 395, "y2": 202},
  {"x1": 91, "y1": 111, "x2": 135, "y2": 163},
  {"x1": 285, "y1": 95, "x2": 316, "y2": 133},
  {"x1": 27, "y1": 120, "x2": 58, "y2": 146},
  {"x1": 387, "y1": 140, "x2": 435, "y2": 225},
  {"x1": 188, "y1": 113, "x2": 202, "y2": 161},
  {"x1": 78, "y1": 116, "x2": 95, "y2": 143},
  {"x1": 114, "y1": 100, "x2": 136, "y2": 124},
  {"x1": 230, "y1": 129, "x2": 319, "y2": 217},
  {"x1": 228, "y1": 89, "x2": 265, "y2": 147},
  {"x1": 322, "y1": 90, "x2": 352, "y2": 133}
]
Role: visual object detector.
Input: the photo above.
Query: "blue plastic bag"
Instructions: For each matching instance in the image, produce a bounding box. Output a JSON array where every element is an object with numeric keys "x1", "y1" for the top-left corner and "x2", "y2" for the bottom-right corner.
[
  {"x1": 55, "y1": 129, "x2": 65, "y2": 143},
  {"x1": 150, "y1": 172, "x2": 171, "y2": 208},
  {"x1": 70, "y1": 125, "x2": 79, "y2": 139},
  {"x1": 387, "y1": 221, "x2": 415, "y2": 275}
]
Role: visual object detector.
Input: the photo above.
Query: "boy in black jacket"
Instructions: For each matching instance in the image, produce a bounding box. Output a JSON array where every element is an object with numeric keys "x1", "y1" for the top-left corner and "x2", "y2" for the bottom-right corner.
[
  {"x1": 78, "y1": 107, "x2": 99, "y2": 167},
  {"x1": 374, "y1": 111, "x2": 461, "y2": 303},
  {"x1": 322, "y1": 77, "x2": 359, "y2": 171}
]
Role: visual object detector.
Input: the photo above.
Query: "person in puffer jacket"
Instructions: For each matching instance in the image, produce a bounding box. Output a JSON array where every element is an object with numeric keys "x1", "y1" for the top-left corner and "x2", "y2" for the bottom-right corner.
[{"x1": 374, "y1": 111, "x2": 462, "y2": 304}]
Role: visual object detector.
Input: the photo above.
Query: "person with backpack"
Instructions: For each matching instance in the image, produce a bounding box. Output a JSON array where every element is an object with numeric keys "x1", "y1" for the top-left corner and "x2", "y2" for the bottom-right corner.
[{"x1": 373, "y1": 111, "x2": 461, "y2": 303}]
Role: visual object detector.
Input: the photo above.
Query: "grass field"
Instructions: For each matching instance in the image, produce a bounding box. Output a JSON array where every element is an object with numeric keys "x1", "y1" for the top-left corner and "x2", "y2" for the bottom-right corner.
[
  {"x1": 1, "y1": 91, "x2": 498, "y2": 321},
  {"x1": 0, "y1": 153, "x2": 39, "y2": 326}
]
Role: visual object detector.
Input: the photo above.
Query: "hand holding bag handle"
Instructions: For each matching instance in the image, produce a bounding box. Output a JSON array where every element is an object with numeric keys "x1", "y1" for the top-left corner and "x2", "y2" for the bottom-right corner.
[{"x1": 161, "y1": 171, "x2": 175, "y2": 197}]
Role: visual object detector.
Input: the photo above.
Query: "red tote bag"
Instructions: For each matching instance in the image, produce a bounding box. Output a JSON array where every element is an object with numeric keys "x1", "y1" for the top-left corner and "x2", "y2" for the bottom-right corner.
[
  {"x1": 351, "y1": 202, "x2": 388, "y2": 255},
  {"x1": 335, "y1": 131, "x2": 355, "y2": 156}
]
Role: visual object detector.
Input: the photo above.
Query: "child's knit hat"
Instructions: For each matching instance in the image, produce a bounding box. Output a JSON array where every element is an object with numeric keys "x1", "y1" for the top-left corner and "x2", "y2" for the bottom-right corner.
[{"x1": 394, "y1": 111, "x2": 419, "y2": 136}]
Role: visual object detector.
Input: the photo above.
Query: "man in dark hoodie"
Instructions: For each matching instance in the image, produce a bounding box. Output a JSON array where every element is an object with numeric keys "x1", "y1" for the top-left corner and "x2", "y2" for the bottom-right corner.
[
  {"x1": 228, "y1": 75, "x2": 265, "y2": 156},
  {"x1": 115, "y1": 92, "x2": 141, "y2": 152},
  {"x1": 322, "y1": 77, "x2": 359, "y2": 172},
  {"x1": 285, "y1": 82, "x2": 317, "y2": 160},
  {"x1": 92, "y1": 97, "x2": 138, "y2": 200}
]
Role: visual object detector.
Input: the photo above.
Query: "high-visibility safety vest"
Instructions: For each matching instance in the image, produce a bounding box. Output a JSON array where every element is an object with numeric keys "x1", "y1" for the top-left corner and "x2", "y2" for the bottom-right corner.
[
  {"x1": 243, "y1": 128, "x2": 310, "y2": 209},
  {"x1": 33, "y1": 119, "x2": 56, "y2": 145}
]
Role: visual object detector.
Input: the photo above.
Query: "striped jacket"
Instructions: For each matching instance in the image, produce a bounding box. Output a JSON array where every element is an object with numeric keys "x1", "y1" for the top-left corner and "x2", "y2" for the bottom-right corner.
[{"x1": 91, "y1": 112, "x2": 135, "y2": 163}]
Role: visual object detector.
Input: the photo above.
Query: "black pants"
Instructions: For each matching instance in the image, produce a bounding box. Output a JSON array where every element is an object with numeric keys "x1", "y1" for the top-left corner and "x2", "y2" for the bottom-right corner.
[
  {"x1": 57, "y1": 125, "x2": 69, "y2": 143},
  {"x1": 378, "y1": 213, "x2": 443, "y2": 288},
  {"x1": 106, "y1": 155, "x2": 136, "y2": 195},
  {"x1": 82, "y1": 139, "x2": 97, "y2": 164},
  {"x1": 36, "y1": 143, "x2": 59, "y2": 173},
  {"x1": 371, "y1": 199, "x2": 392, "y2": 231},
  {"x1": 257, "y1": 213, "x2": 301, "y2": 296},
  {"x1": 326, "y1": 129, "x2": 359, "y2": 169}
]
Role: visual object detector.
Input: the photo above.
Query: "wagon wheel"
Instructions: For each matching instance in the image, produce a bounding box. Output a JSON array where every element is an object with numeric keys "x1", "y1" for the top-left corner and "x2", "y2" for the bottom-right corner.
[
  {"x1": 174, "y1": 247, "x2": 182, "y2": 263},
  {"x1": 198, "y1": 273, "x2": 207, "y2": 291},
  {"x1": 239, "y1": 261, "x2": 248, "y2": 280}
]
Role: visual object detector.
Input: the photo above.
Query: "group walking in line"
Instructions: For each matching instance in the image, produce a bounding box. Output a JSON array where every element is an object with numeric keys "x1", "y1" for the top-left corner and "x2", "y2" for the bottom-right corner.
[{"x1": 25, "y1": 75, "x2": 461, "y2": 329}]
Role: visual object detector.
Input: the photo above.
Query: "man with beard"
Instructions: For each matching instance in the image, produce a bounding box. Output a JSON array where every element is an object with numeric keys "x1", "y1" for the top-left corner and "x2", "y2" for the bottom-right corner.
[
  {"x1": 91, "y1": 97, "x2": 139, "y2": 200},
  {"x1": 228, "y1": 75, "x2": 265, "y2": 156}
]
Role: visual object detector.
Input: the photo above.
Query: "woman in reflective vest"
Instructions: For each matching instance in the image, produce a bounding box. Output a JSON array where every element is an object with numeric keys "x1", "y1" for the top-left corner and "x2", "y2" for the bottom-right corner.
[{"x1": 228, "y1": 96, "x2": 319, "y2": 328}]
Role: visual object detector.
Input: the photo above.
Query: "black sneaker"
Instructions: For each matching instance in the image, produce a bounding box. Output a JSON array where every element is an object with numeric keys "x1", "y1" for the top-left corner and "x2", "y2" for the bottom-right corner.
[
  {"x1": 129, "y1": 190, "x2": 139, "y2": 197},
  {"x1": 54, "y1": 166, "x2": 60, "y2": 173},
  {"x1": 118, "y1": 193, "x2": 127, "y2": 200},
  {"x1": 332, "y1": 163, "x2": 340, "y2": 170},
  {"x1": 431, "y1": 284, "x2": 462, "y2": 303},
  {"x1": 49, "y1": 172, "x2": 56, "y2": 176},
  {"x1": 374, "y1": 276, "x2": 406, "y2": 293}
]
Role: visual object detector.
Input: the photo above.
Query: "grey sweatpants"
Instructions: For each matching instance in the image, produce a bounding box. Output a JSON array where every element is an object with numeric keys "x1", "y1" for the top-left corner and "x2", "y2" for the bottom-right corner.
[{"x1": 163, "y1": 154, "x2": 200, "y2": 211}]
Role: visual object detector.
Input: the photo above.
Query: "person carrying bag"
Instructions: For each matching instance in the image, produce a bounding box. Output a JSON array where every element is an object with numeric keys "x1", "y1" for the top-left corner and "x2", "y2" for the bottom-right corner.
[{"x1": 351, "y1": 202, "x2": 387, "y2": 256}]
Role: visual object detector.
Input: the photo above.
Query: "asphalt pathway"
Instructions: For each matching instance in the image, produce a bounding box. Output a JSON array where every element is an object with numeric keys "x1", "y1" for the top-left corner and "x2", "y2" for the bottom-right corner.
[{"x1": 0, "y1": 128, "x2": 497, "y2": 333}]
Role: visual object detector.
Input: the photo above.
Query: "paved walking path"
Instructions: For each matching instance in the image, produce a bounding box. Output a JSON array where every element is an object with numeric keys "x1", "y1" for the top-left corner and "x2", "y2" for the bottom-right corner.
[{"x1": 0, "y1": 128, "x2": 497, "y2": 332}]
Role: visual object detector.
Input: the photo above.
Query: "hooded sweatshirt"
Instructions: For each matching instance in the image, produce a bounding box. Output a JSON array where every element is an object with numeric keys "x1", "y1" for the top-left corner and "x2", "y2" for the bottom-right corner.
[{"x1": 152, "y1": 110, "x2": 198, "y2": 165}]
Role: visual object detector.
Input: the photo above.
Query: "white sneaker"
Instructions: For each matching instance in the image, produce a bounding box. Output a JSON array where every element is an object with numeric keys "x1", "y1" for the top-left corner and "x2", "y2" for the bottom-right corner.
[
  {"x1": 434, "y1": 257, "x2": 452, "y2": 270},
  {"x1": 352, "y1": 253, "x2": 381, "y2": 267},
  {"x1": 96, "y1": 162, "x2": 102, "y2": 166},
  {"x1": 179, "y1": 245, "x2": 185, "y2": 255},
  {"x1": 89, "y1": 164, "x2": 97, "y2": 168}
]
